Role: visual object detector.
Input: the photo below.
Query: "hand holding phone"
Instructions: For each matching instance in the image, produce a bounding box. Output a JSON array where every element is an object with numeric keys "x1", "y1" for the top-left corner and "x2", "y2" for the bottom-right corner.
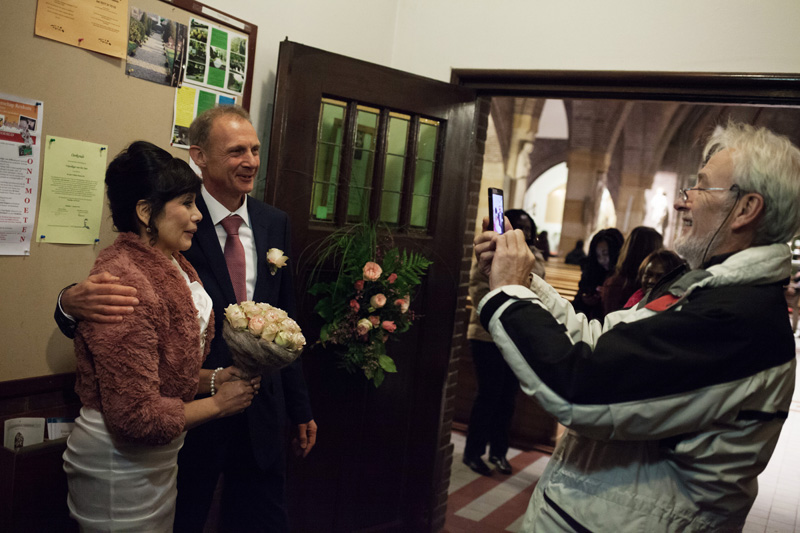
[{"x1": 488, "y1": 188, "x2": 504, "y2": 234}]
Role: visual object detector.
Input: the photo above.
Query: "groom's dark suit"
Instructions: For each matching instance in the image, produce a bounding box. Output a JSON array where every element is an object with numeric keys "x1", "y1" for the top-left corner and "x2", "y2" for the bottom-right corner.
[{"x1": 174, "y1": 193, "x2": 312, "y2": 532}]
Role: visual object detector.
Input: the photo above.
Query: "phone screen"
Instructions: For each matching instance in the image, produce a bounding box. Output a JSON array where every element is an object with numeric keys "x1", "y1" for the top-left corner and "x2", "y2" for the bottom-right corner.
[{"x1": 489, "y1": 188, "x2": 504, "y2": 234}]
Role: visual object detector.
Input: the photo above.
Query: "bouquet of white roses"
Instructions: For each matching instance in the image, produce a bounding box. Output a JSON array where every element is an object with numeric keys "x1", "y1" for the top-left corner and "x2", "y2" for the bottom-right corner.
[{"x1": 223, "y1": 301, "x2": 306, "y2": 379}]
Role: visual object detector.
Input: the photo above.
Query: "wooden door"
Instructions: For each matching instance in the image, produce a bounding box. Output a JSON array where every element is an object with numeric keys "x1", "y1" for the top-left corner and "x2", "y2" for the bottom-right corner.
[{"x1": 265, "y1": 41, "x2": 476, "y2": 532}]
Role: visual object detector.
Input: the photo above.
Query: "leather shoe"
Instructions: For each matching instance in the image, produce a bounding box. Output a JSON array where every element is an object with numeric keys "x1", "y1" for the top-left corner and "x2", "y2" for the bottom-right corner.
[
  {"x1": 463, "y1": 456, "x2": 492, "y2": 476},
  {"x1": 489, "y1": 455, "x2": 512, "y2": 475}
]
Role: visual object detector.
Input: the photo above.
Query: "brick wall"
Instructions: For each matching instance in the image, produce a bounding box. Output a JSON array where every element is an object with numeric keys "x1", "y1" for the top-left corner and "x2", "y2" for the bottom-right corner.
[{"x1": 430, "y1": 96, "x2": 491, "y2": 531}]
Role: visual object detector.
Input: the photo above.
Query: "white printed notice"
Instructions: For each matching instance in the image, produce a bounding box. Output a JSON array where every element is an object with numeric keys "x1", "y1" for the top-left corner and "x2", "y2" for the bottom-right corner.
[
  {"x1": 0, "y1": 93, "x2": 43, "y2": 256},
  {"x1": 36, "y1": 136, "x2": 108, "y2": 245}
]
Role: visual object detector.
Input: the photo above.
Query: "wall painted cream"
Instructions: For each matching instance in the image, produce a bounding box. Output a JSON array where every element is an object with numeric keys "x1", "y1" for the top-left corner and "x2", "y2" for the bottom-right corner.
[
  {"x1": 200, "y1": 0, "x2": 400, "y2": 140},
  {"x1": 390, "y1": 0, "x2": 800, "y2": 80}
]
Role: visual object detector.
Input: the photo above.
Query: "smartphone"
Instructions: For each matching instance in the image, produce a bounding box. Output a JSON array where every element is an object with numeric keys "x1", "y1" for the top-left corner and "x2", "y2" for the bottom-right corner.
[{"x1": 488, "y1": 187, "x2": 504, "y2": 234}]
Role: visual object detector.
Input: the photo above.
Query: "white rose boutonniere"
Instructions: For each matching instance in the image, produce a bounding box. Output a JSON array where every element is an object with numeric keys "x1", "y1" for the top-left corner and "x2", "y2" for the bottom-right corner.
[{"x1": 267, "y1": 248, "x2": 288, "y2": 275}]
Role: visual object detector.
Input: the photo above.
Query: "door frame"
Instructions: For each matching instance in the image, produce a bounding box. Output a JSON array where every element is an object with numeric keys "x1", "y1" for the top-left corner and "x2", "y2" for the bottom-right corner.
[
  {"x1": 440, "y1": 68, "x2": 800, "y2": 527},
  {"x1": 451, "y1": 70, "x2": 800, "y2": 104}
]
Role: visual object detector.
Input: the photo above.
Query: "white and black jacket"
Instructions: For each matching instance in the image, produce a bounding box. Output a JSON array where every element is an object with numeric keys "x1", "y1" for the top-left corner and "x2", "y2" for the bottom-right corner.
[{"x1": 478, "y1": 243, "x2": 796, "y2": 532}]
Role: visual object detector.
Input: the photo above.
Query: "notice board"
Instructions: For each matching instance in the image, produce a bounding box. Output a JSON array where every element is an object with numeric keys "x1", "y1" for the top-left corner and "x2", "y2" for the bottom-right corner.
[{"x1": 0, "y1": 0, "x2": 256, "y2": 381}]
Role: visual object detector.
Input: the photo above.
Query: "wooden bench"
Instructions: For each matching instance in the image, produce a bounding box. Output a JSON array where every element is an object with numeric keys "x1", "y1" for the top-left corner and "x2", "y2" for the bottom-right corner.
[{"x1": 542, "y1": 258, "x2": 582, "y2": 301}]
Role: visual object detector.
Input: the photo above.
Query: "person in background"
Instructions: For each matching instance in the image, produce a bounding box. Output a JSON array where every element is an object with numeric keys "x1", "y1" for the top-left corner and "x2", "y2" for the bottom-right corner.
[
  {"x1": 623, "y1": 248, "x2": 687, "y2": 309},
  {"x1": 535, "y1": 230, "x2": 551, "y2": 261},
  {"x1": 563, "y1": 240, "x2": 586, "y2": 266},
  {"x1": 571, "y1": 228, "x2": 623, "y2": 320},
  {"x1": 474, "y1": 122, "x2": 799, "y2": 531},
  {"x1": 463, "y1": 209, "x2": 545, "y2": 476},
  {"x1": 783, "y1": 268, "x2": 800, "y2": 335},
  {"x1": 62, "y1": 141, "x2": 259, "y2": 532},
  {"x1": 55, "y1": 106, "x2": 315, "y2": 532},
  {"x1": 601, "y1": 226, "x2": 663, "y2": 314}
]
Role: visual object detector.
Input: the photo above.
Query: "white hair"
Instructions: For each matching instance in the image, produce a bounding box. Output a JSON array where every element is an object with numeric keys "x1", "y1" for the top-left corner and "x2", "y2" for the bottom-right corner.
[{"x1": 704, "y1": 122, "x2": 800, "y2": 245}]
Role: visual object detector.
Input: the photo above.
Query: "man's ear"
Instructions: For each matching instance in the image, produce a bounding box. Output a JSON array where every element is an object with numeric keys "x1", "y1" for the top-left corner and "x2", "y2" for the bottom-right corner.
[
  {"x1": 730, "y1": 192, "x2": 764, "y2": 231},
  {"x1": 189, "y1": 145, "x2": 206, "y2": 169},
  {"x1": 136, "y1": 200, "x2": 152, "y2": 228}
]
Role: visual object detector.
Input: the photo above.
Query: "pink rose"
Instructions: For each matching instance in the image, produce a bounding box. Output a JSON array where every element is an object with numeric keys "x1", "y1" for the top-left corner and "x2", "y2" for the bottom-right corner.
[
  {"x1": 350, "y1": 299, "x2": 360, "y2": 312},
  {"x1": 363, "y1": 261, "x2": 382, "y2": 281},
  {"x1": 357, "y1": 318, "x2": 373, "y2": 336},
  {"x1": 368, "y1": 315, "x2": 380, "y2": 326},
  {"x1": 369, "y1": 293, "x2": 386, "y2": 309},
  {"x1": 394, "y1": 298, "x2": 409, "y2": 313},
  {"x1": 248, "y1": 315, "x2": 266, "y2": 336},
  {"x1": 387, "y1": 273, "x2": 397, "y2": 284},
  {"x1": 381, "y1": 320, "x2": 397, "y2": 333},
  {"x1": 354, "y1": 280, "x2": 364, "y2": 291}
]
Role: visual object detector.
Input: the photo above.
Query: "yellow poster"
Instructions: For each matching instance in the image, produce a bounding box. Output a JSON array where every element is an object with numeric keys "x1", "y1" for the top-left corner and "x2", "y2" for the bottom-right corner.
[
  {"x1": 37, "y1": 136, "x2": 108, "y2": 245},
  {"x1": 35, "y1": 0, "x2": 128, "y2": 59}
]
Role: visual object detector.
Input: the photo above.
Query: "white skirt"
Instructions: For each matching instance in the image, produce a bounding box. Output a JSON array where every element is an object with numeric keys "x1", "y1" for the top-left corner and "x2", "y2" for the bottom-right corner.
[{"x1": 63, "y1": 407, "x2": 186, "y2": 532}]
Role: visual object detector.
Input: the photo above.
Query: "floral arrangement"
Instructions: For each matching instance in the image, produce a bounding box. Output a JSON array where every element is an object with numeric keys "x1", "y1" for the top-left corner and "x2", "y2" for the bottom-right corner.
[
  {"x1": 308, "y1": 223, "x2": 432, "y2": 387},
  {"x1": 223, "y1": 301, "x2": 306, "y2": 379}
]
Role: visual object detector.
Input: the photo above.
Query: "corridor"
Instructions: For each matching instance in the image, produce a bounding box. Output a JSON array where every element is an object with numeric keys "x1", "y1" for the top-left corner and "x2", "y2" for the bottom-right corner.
[{"x1": 445, "y1": 337, "x2": 800, "y2": 532}]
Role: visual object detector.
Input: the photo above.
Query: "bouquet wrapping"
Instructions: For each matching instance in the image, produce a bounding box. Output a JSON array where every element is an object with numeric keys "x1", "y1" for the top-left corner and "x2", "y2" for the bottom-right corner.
[{"x1": 223, "y1": 302, "x2": 306, "y2": 379}]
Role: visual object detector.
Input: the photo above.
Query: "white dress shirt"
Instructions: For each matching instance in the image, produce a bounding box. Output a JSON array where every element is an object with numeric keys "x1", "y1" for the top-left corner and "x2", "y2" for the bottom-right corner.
[{"x1": 201, "y1": 186, "x2": 257, "y2": 301}]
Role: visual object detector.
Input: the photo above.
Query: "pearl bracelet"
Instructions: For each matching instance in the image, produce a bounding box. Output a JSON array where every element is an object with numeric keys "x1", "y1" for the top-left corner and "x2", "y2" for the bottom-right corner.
[{"x1": 210, "y1": 367, "x2": 223, "y2": 396}]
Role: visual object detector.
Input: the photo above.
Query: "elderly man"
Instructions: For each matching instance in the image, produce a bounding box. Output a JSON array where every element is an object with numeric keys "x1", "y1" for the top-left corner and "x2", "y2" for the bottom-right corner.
[
  {"x1": 474, "y1": 122, "x2": 799, "y2": 532},
  {"x1": 56, "y1": 106, "x2": 316, "y2": 532}
]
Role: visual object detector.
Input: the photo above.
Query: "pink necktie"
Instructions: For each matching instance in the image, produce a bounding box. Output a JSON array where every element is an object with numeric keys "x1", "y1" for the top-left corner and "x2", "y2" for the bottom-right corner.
[{"x1": 220, "y1": 215, "x2": 247, "y2": 303}]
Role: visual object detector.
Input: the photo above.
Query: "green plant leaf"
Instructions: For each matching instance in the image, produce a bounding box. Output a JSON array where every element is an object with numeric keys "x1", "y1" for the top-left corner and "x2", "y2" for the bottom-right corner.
[
  {"x1": 378, "y1": 354, "x2": 397, "y2": 373},
  {"x1": 372, "y1": 368, "x2": 385, "y2": 388}
]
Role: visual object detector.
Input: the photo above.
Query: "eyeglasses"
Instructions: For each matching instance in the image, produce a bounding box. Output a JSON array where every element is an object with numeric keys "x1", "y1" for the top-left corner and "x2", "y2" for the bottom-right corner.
[{"x1": 678, "y1": 184, "x2": 739, "y2": 202}]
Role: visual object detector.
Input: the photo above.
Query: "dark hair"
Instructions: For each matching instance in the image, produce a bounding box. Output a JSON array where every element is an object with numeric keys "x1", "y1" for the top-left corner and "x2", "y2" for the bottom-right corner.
[
  {"x1": 105, "y1": 141, "x2": 201, "y2": 240},
  {"x1": 614, "y1": 226, "x2": 663, "y2": 281},
  {"x1": 637, "y1": 249, "x2": 687, "y2": 286},
  {"x1": 504, "y1": 209, "x2": 537, "y2": 244},
  {"x1": 580, "y1": 228, "x2": 624, "y2": 290}
]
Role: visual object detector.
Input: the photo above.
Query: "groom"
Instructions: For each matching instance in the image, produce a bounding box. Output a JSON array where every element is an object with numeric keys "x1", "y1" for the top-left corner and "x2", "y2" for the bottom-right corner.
[{"x1": 56, "y1": 105, "x2": 316, "y2": 532}]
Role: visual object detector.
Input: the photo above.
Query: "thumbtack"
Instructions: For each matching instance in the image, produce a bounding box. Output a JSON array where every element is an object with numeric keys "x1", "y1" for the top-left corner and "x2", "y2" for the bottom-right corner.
[
  {"x1": 40, "y1": 235, "x2": 46, "y2": 239},
  {"x1": 94, "y1": 238, "x2": 100, "y2": 243},
  {"x1": 78, "y1": 38, "x2": 84, "y2": 44}
]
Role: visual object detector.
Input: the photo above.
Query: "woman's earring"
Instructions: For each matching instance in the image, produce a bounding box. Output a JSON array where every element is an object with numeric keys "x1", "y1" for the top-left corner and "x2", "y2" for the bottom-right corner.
[{"x1": 146, "y1": 227, "x2": 152, "y2": 233}]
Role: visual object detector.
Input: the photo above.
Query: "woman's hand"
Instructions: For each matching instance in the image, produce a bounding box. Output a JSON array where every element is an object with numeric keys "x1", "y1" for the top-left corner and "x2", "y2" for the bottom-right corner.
[
  {"x1": 215, "y1": 365, "x2": 248, "y2": 385},
  {"x1": 212, "y1": 376, "x2": 261, "y2": 418}
]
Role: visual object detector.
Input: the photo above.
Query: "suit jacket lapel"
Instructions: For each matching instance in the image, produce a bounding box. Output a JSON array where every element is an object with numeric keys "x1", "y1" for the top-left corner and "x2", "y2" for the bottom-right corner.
[{"x1": 194, "y1": 195, "x2": 238, "y2": 305}]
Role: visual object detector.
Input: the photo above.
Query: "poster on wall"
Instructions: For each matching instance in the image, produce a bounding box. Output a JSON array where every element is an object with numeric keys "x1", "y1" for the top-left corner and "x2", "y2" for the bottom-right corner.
[
  {"x1": 34, "y1": 0, "x2": 128, "y2": 59},
  {"x1": 126, "y1": 6, "x2": 187, "y2": 88},
  {"x1": 36, "y1": 136, "x2": 108, "y2": 245},
  {"x1": 186, "y1": 17, "x2": 248, "y2": 96},
  {"x1": 171, "y1": 84, "x2": 237, "y2": 149},
  {"x1": 0, "y1": 93, "x2": 43, "y2": 256}
]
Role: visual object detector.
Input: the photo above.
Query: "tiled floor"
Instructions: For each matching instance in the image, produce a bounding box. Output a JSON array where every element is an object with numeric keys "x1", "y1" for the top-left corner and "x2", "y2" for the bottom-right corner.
[{"x1": 445, "y1": 336, "x2": 800, "y2": 533}]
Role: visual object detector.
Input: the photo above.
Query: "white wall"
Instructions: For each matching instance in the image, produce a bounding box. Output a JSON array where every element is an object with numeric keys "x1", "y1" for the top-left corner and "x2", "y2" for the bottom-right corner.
[
  {"x1": 202, "y1": 0, "x2": 800, "y2": 138},
  {"x1": 200, "y1": 0, "x2": 401, "y2": 136},
  {"x1": 391, "y1": 0, "x2": 800, "y2": 81}
]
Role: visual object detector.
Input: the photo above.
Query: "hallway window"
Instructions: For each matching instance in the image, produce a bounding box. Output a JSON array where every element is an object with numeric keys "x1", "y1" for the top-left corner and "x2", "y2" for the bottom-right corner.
[
  {"x1": 410, "y1": 118, "x2": 439, "y2": 228},
  {"x1": 310, "y1": 99, "x2": 442, "y2": 232},
  {"x1": 380, "y1": 112, "x2": 410, "y2": 224},
  {"x1": 311, "y1": 98, "x2": 346, "y2": 221}
]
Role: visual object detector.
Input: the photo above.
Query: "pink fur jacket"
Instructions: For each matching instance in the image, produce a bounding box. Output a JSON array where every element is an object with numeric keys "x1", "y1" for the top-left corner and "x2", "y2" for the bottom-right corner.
[{"x1": 73, "y1": 232, "x2": 213, "y2": 446}]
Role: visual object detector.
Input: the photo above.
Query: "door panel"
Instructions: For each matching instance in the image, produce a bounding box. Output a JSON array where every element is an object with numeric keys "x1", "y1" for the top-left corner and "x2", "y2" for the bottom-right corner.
[{"x1": 265, "y1": 42, "x2": 475, "y2": 531}]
